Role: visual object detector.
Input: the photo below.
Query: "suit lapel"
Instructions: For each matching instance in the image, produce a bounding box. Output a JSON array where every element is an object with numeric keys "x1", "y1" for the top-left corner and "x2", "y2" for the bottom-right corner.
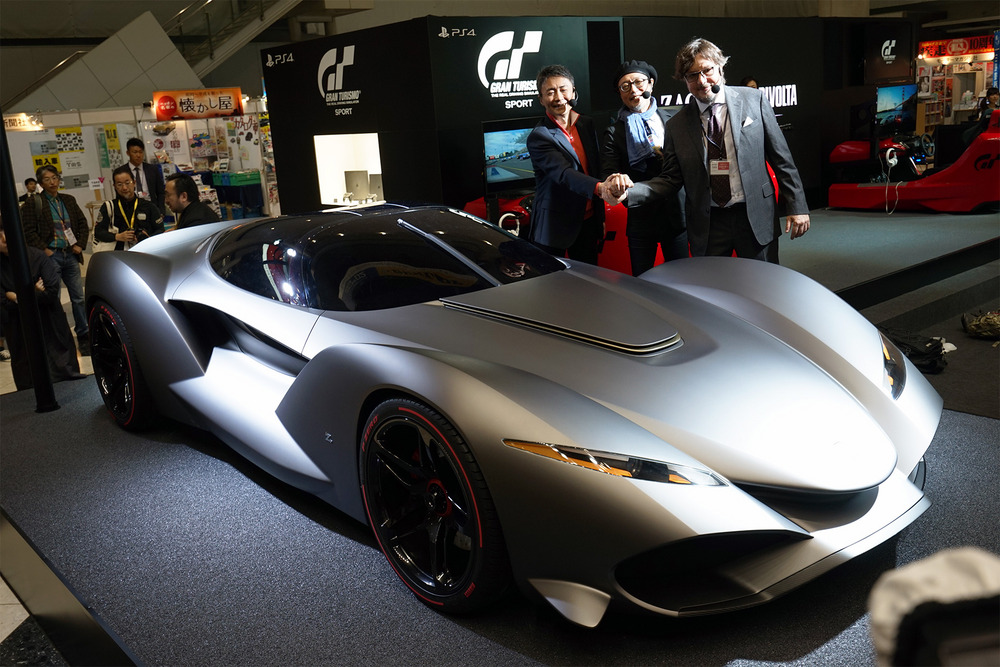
[
  {"x1": 727, "y1": 86, "x2": 745, "y2": 152},
  {"x1": 544, "y1": 116, "x2": 581, "y2": 168}
]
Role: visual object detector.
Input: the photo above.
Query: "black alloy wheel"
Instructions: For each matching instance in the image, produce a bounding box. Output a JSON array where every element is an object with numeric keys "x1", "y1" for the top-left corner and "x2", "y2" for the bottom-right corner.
[
  {"x1": 88, "y1": 301, "x2": 156, "y2": 430},
  {"x1": 360, "y1": 398, "x2": 509, "y2": 613}
]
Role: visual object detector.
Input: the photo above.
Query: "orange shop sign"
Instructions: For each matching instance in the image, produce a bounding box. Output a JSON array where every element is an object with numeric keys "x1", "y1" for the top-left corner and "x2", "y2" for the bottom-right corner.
[
  {"x1": 918, "y1": 35, "x2": 993, "y2": 58},
  {"x1": 153, "y1": 88, "x2": 243, "y2": 121}
]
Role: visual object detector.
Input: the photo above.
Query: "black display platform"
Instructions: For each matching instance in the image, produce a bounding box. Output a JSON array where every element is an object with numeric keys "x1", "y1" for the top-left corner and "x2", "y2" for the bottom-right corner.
[{"x1": 2, "y1": 375, "x2": 998, "y2": 666}]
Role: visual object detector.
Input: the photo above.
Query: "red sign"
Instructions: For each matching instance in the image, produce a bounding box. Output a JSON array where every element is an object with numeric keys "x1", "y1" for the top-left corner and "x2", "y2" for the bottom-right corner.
[
  {"x1": 919, "y1": 35, "x2": 993, "y2": 58},
  {"x1": 152, "y1": 88, "x2": 244, "y2": 121}
]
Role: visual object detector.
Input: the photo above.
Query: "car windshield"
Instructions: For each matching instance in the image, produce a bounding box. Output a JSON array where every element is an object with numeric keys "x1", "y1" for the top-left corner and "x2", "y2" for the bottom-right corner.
[{"x1": 210, "y1": 207, "x2": 564, "y2": 311}]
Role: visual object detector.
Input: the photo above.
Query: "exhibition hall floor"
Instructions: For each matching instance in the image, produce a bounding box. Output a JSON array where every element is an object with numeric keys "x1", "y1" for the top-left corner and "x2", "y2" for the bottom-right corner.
[{"x1": 0, "y1": 207, "x2": 997, "y2": 665}]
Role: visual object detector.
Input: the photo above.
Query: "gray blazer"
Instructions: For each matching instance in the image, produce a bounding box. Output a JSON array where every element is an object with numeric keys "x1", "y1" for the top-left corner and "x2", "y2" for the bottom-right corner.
[{"x1": 627, "y1": 85, "x2": 808, "y2": 256}]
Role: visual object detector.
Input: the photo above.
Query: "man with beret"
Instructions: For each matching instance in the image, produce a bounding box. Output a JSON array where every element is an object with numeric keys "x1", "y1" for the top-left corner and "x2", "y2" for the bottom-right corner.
[
  {"x1": 600, "y1": 59, "x2": 688, "y2": 275},
  {"x1": 526, "y1": 64, "x2": 613, "y2": 264}
]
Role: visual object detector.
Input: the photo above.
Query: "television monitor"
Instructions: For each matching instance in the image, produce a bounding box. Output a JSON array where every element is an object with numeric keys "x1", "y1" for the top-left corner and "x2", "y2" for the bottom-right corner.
[
  {"x1": 874, "y1": 83, "x2": 918, "y2": 137},
  {"x1": 482, "y1": 116, "x2": 540, "y2": 195}
]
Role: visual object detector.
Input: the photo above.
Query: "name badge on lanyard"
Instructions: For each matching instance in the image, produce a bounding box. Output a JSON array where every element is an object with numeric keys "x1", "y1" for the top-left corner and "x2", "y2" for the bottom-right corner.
[{"x1": 710, "y1": 160, "x2": 731, "y2": 176}]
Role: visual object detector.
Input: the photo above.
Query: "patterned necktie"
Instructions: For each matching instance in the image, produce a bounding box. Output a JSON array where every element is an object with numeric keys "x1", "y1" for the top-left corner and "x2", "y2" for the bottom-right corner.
[{"x1": 707, "y1": 103, "x2": 732, "y2": 207}]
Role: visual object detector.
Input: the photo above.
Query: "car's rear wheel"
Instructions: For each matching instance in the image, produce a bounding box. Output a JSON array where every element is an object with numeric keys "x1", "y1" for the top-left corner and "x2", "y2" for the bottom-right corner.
[
  {"x1": 360, "y1": 398, "x2": 509, "y2": 613},
  {"x1": 88, "y1": 300, "x2": 156, "y2": 430}
]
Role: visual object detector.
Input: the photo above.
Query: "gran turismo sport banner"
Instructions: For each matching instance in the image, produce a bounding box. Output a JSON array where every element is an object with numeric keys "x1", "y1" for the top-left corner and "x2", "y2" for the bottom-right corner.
[{"x1": 865, "y1": 22, "x2": 913, "y2": 83}]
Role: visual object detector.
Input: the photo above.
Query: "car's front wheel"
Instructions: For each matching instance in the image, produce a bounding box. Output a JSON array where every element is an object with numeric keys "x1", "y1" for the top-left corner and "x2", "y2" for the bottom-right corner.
[
  {"x1": 360, "y1": 398, "x2": 510, "y2": 613},
  {"x1": 88, "y1": 300, "x2": 156, "y2": 430}
]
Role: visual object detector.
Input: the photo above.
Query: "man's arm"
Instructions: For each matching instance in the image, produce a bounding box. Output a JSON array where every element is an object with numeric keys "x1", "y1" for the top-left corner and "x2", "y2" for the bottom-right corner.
[
  {"x1": 527, "y1": 127, "x2": 600, "y2": 200},
  {"x1": 758, "y1": 93, "x2": 810, "y2": 238},
  {"x1": 64, "y1": 195, "x2": 89, "y2": 250}
]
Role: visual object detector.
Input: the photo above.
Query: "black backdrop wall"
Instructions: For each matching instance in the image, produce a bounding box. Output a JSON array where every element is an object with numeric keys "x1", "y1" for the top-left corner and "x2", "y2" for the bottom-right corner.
[{"x1": 262, "y1": 15, "x2": 915, "y2": 215}]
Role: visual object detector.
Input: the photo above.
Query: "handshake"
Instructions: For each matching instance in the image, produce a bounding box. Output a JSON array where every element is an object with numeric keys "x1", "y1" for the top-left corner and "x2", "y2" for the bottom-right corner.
[{"x1": 599, "y1": 173, "x2": 634, "y2": 207}]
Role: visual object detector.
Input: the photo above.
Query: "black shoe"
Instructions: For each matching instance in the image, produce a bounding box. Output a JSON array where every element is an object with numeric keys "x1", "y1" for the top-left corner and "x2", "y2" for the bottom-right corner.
[
  {"x1": 77, "y1": 334, "x2": 91, "y2": 356},
  {"x1": 66, "y1": 372, "x2": 87, "y2": 380}
]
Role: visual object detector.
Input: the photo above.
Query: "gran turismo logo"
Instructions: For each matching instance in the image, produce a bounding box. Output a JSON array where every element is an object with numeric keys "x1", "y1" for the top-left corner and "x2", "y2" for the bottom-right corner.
[
  {"x1": 478, "y1": 31, "x2": 542, "y2": 89},
  {"x1": 317, "y1": 46, "x2": 361, "y2": 111},
  {"x1": 881, "y1": 39, "x2": 897, "y2": 65}
]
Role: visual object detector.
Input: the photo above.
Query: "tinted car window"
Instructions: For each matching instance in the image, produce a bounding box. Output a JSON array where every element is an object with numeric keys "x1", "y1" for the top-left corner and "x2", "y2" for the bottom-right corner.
[{"x1": 211, "y1": 207, "x2": 564, "y2": 311}]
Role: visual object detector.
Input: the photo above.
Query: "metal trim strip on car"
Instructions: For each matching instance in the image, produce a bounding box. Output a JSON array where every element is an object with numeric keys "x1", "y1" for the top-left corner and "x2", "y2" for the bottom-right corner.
[{"x1": 441, "y1": 301, "x2": 682, "y2": 355}]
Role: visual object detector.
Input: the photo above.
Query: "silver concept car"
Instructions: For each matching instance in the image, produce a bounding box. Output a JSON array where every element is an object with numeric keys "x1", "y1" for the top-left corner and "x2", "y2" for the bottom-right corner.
[{"x1": 85, "y1": 204, "x2": 942, "y2": 627}]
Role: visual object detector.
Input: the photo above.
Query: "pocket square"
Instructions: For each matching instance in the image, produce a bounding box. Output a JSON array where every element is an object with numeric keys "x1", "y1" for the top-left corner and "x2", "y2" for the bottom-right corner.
[{"x1": 743, "y1": 117, "x2": 755, "y2": 127}]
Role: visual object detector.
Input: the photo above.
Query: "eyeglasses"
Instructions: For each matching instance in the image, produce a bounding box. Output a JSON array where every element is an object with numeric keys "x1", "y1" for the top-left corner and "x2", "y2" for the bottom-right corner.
[
  {"x1": 114, "y1": 180, "x2": 135, "y2": 187},
  {"x1": 684, "y1": 66, "x2": 718, "y2": 83},
  {"x1": 40, "y1": 175, "x2": 60, "y2": 183},
  {"x1": 618, "y1": 77, "x2": 649, "y2": 92}
]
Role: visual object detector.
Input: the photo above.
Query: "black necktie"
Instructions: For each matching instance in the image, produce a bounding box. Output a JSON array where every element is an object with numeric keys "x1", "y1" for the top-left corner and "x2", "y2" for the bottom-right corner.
[
  {"x1": 134, "y1": 166, "x2": 143, "y2": 193},
  {"x1": 707, "y1": 103, "x2": 731, "y2": 207}
]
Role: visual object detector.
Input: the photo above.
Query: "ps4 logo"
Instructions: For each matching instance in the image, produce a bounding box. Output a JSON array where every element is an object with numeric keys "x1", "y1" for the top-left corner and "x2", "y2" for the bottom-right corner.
[
  {"x1": 478, "y1": 30, "x2": 543, "y2": 89},
  {"x1": 438, "y1": 26, "x2": 476, "y2": 38}
]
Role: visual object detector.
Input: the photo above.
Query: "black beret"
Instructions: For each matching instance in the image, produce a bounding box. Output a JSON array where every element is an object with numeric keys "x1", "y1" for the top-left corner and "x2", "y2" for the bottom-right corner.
[{"x1": 614, "y1": 60, "x2": 658, "y2": 86}]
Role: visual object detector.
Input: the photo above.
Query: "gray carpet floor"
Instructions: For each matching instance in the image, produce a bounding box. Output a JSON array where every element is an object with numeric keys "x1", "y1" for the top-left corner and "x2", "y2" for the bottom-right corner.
[{"x1": 1, "y1": 371, "x2": 997, "y2": 666}]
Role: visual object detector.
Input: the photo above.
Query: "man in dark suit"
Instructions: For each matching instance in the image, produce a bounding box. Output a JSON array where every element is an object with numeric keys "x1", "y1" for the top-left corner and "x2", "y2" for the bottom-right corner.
[
  {"x1": 165, "y1": 173, "x2": 221, "y2": 230},
  {"x1": 126, "y1": 137, "x2": 166, "y2": 214},
  {"x1": 606, "y1": 39, "x2": 810, "y2": 263},
  {"x1": 526, "y1": 64, "x2": 612, "y2": 264},
  {"x1": 601, "y1": 59, "x2": 687, "y2": 275}
]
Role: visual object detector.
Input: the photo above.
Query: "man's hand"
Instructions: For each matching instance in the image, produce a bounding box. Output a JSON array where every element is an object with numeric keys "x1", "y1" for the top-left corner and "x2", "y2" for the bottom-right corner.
[
  {"x1": 600, "y1": 174, "x2": 633, "y2": 205},
  {"x1": 785, "y1": 214, "x2": 810, "y2": 240},
  {"x1": 71, "y1": 244, "x2": 83, "y2": 255}
]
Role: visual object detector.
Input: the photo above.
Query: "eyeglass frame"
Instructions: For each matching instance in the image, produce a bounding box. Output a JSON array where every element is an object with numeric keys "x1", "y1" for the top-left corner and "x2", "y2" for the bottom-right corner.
[
  {"x1": 618, "y1": 77, "x2": 650, "y2": 93},
  {"x1": 683, "y1": 66, "x2": 718, "y2": 83}
]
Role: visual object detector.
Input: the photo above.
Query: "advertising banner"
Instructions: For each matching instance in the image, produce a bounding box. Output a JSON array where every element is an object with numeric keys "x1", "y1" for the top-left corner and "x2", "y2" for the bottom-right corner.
[
  {"x1": 153, "y1": 88, "x2": 244, "y2": 121},
  {"x1": 919, "y1": 35, "x2": 994, "y2": 59},
  {"x1": 866, "y1": 23, "x2": 913, "y2": 83}
]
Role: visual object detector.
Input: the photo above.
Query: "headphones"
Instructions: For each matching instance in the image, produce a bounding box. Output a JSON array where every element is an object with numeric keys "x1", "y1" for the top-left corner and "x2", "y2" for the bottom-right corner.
[
  {"x1": 886, "y1": 148, "x2": 898, "y2": 168},
  {"x1": 567, "y1": 88, "x2": 579, "y2": 108}
]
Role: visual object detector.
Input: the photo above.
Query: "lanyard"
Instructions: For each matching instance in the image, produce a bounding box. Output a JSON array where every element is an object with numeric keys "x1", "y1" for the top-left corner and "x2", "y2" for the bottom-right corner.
[
  {"x1": 116, "y1": 198, "x2": 137, "y2": 230},
  {"x1": 47, "y1": 196, "x2": 67, "y2": 227}
]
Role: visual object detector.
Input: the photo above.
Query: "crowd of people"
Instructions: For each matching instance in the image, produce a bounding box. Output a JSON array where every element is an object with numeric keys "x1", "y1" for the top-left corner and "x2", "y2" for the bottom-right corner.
[{"x1": 3, "y1": 138, "x2": 220, "y2": 391}]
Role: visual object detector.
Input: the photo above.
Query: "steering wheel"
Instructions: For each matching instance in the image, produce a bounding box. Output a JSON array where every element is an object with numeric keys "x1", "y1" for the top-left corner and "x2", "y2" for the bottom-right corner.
[{"x1": 920, "y1": 133, "x2": 935, "y2": 157}]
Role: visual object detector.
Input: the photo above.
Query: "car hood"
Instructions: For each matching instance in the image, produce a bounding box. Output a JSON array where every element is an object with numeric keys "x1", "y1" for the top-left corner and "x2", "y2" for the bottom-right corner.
[{"x1": 422, "y1": 269, "x2": 898, "y2": 493}]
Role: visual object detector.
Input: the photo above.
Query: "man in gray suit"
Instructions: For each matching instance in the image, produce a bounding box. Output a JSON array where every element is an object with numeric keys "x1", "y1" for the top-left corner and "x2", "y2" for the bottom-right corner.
[{"x1": 605, "y1": 38, "x2": 809, "y2": 263}]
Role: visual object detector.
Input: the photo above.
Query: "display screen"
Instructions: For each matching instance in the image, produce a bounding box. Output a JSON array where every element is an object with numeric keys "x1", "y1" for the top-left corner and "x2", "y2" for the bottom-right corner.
[
  {"x1": 874, "y1": 83, "x2": 918, "y2": 136},
  {"x1": 482, "y1": 117, "x2": 539, "y2": 194}
]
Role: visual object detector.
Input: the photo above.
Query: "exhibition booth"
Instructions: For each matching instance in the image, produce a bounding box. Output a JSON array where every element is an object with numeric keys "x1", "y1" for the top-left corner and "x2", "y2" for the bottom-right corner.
[{"x1": 3, "y1": 97, "x2": 275, "y2": 225}]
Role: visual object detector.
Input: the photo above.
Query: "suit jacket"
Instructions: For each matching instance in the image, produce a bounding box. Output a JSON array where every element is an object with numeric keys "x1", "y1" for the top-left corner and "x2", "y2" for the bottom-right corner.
[
  {"x1": 526, "y1": 113, "x2": 605, "y2": 250},
  {"x1": 627, "y1": 85, "x2": 808, "y2": 256},
  {"x1": 175, "y1": 200, "x2": 221, "y2": 229},
  {"x1": 600, "y1": 106, "x2": 685, "y2": 239},
  {"x1": 19, "y1": 192, "x2": 90, "y2": 263},
  {"x1": 129, "y1": 162, "x2": 166, "y2": 214},
  {"x1": 94, "y1": 197, "x2": 165, "y2": 249}
]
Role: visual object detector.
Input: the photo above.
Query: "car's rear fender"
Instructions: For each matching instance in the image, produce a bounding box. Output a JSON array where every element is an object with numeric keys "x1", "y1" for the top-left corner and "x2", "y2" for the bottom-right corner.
[{"x1": 85, "y1": 251, "x2": 215, "y2": 425}]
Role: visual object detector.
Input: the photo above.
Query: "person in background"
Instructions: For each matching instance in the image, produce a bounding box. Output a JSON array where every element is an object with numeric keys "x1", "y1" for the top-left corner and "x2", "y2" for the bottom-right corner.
[
  {"x1": 601, "y1": 59, "x2": 687, "y2": 275},
  {"x1": 94, "y1": 164, "x2": 165, "y2": 250},
  {"x1": 0, "y1": 221, "x2": 85, "y2": 389},
  {"x1": 975, "y1": 87, "x2": 999, "y2": 121},
  {"x1": 604, "y1": 38, "x2": 810, "y2": 264},
  {"x1": 526, "y1": 64, "x2": 611, "y2": 264},
  {"x1": 19, "y1": 165, "x2": 90, "y2": 353},
  {"x1": 18, "y1": 178, "x2": 37, "y2": 203},
  {"x1": 740, "y1": 75, "x2": 759, "y2": 89},
  {"x1": 165, "y1": 173, "x2": 220, "y2": 229},
  {"x1": 126, "y1": 137, "x2": 166, "y2": 213}
]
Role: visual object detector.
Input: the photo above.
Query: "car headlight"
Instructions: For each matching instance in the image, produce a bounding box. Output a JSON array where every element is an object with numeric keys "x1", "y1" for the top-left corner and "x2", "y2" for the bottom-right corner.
[
  {"x1": 879, "y1": 332, "x2": 906, "y2": 400},
  {"x1": 503, "y1": 440, "x2": 726, "y2": 486}
]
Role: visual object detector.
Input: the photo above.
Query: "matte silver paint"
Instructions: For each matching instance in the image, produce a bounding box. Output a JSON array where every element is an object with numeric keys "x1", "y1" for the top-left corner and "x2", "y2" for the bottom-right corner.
[{"x1": 85, "y1": 206, "x2": 943, "y2": 626}]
